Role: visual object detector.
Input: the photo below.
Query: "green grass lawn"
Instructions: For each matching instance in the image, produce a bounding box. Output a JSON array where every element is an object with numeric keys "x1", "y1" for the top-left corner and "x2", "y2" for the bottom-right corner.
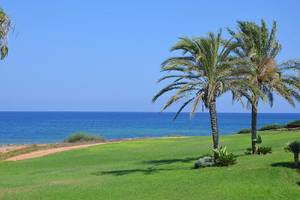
[{"x1": 0, "y1": 131, "x2": 300, "y2": 200}]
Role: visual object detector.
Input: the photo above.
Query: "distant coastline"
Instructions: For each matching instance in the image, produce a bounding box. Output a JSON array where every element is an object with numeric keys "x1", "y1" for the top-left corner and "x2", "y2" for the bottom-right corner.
[{"x1": 0, "y1": 112, "x2": 299, "y2": 145}]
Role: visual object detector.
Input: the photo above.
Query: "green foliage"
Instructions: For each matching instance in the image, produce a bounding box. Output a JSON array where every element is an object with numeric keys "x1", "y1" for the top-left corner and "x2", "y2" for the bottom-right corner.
[
  {"x1": 228, "y1": 20, "x2": 300, "y2": 119},
  {"x1": 285, "y1": 141, "x2": 300, "y2": 168},
  {"x1": 0, "y1": 8, "x2": 10, "y2": 60},
  {"x1": 244, "y1": 120, "x2": 300, "y2": 132},
  {"x1": 245, "y1": 135, "x2": 271, "y2": 155},
  {"x1": 257, "y1": 146, "x2": 272, "y2": 155},
  {"x1": 213, "y1": 146, "x2": 237, "y2": 166},
  {"x1": 259, "y1": 124, "x2": 284, "y2": 131},
  {"x1": 285, "y1": 141, "x2": 300, "y2": 154},
  {"x1": 256, "y1": 135, "x2": 262, "y2": 144},
  {"x1": 0, "y1": 45, "x2": 8, "y2": 59},
  {"x1": 229, "y1": 20, "x2": 300, "y2": 108},
  {"x1": 153, "y1": 31, "x2": 250, "y2": 120},
  {"x1": 216, "y1": 153, "x2": 237, "y2": 166},
  {"x1": 230, "y1": 20, "x2": 300, "y2": 155},
  {"x1": 244, "y1": 147, "x2": 253, "y2": 155},
  {"x1": 286, "y1": 120, "x2": 300, "y2": 128},
  {"x1": 153, "y1": 31, "x2": 252, "y2": 149},
  {"x1": 237, "y1": 128, "x2": 251, "y2": 134},
  {"x1": 64, "y1": 132, "x2": 105, "y2": 143}
]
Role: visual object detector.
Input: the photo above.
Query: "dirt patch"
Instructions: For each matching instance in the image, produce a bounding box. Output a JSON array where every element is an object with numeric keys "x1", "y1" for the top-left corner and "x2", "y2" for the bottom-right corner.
[
  {"x1": 5, "y1": 143, "x2": 105, "y2": 161},
  {"x1": 2, "y1": 136, "x2": 186, "y2": 162}
]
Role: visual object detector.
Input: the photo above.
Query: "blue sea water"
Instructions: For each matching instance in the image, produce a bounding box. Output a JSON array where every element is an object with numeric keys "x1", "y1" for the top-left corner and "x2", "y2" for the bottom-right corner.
[{"x1": 0, "y1": 112, "x2": 299, "y2": 144}]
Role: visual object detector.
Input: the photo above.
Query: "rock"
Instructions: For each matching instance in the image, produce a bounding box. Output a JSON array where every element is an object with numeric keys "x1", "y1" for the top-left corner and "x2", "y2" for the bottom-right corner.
[{"x1": 194, "y1": 156, "x2": 215, "y2": 168}]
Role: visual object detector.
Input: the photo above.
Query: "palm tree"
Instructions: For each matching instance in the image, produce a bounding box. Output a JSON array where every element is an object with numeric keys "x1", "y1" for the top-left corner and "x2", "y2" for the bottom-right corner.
[
  {"x1": 0, "y1": 8, "x2": 11, "y2": 60},
  {"x1": 229, "y1": 20, "x2": 300, "y2": 153},
  {"x1": 153, "y1": 31, "x2": 246, "y2": 149}
]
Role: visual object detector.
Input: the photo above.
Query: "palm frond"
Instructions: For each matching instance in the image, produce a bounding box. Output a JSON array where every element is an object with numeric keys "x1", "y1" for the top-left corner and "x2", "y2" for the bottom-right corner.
[
  {"x1": 153, "y1": 31, "x2": 247, "y2": 120},
  {"x1": 173, "y1": 98, "x2": 195, "y2": 120}
]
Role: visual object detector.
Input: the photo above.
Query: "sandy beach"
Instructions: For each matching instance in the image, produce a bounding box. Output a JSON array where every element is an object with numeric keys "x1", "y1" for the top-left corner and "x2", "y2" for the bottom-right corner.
[{"x1": 5, "y1": 142, "x2": 105, "y2": 161}]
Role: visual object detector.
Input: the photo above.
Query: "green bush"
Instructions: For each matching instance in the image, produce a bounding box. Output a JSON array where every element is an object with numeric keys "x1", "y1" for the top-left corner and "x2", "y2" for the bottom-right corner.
[
  {"x1": 244, "y1": 135, "x2": 271, "y2": 155},
  {"x1": 284, "y1": 141, "x2": 300, "y2": 168},
  {"x1": 257, "y1": 146, "x2": 272, "y2": 155},
  {"x1": 244, "y1": 147, "x2": 252, "y2": 155},
  {"x1": 286, "y1": 120, "x2": 300, "y2": 128},
  {"x1": 237, "y1": 128, "x2": 251, "y2": 134},
  {"x1": 64, "y1": 132, "x2": 105, "y2": 143},
  {"x1": 216, "y1": 153, "x2": 237, "y2": 166},
  {"x1": 285, "y1": 141, "x2": 300, "y2": 153},
  {"x1": 213, "y1": 146, "x2": 237, "y2": 166},
  {"x1": 245, "y1": 146, "x2": 272, "y2": 155},
  {"x1": 259, "y1": 124, "x2": 284, "y2": 131},
  {"x1": 257, "y1": 135, "x2": 262, "y2": 145}
]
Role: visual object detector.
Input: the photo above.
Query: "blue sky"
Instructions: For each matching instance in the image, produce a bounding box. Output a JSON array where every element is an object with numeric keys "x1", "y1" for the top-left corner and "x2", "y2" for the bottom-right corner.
[{"x1": 0, "y1": 0, "x2": 299, "y2": 113}]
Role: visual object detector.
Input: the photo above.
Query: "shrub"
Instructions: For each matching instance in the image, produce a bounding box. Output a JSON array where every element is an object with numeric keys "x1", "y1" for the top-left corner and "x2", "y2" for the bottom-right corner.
[
  {"x1": 245, "y1": 146, "x2": 272, "y2": 155},
  {"x1": 216, "y1": 153, "x2": 237, "y2": 166},
  {"x1": 259, "y1": 124, "x2": 284, "y2": 131},
  {"x1": 244, "y1": 147, "x2": 252, "y2": 155},
  {"x1": 64, "y1": 132, "x2": 105, "y2": 143},
  {"x1": 237, "y1": 128, "x2": 251, "y2": 134},
  {"x1": 284, "y1": 141, "x2": 300, "y2": 168},
  {"x1": 194, "y1": 147, "x2": 237, "y2": 168},
  {"x1": 257, "y1": 146, "x2": 272, "y2": 155},
  {"x1": 286, "y1": 120, "x2": 300, "y2": 128},
  {"x1": 244, "y1": 135, "x2": 262, "y2": 154},
  {"x1": 257, "y1": 135, "x2": 262, "y2": 145},
  {"x1": 244, "y1": 135, "x2": 271, "y2": 155},
  {"x1": 213, "y1": 146, "x2": 237, "y2": 166}
]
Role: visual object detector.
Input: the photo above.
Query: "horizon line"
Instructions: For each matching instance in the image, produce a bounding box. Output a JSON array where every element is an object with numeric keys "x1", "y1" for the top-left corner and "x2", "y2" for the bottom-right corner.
[{"x1": 0, "y1": 111, "x2": 299, "y2": 114}]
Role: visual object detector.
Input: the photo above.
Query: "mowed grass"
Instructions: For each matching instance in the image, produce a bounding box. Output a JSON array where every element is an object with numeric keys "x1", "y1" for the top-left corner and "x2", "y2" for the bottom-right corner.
[{"x1": 0, "y1": 131, "x2": 300, "y2": 200}]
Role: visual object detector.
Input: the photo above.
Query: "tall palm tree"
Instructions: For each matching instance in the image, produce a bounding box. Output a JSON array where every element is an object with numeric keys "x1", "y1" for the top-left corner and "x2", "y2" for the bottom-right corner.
[
  {"x1": 229, "y1": 20, "x2": 300, "y2": 153},
  {"x1": 0, "y1": 8, "x2": 11, "y2": 60},
  {"x1": 153, "y1": 31, "x2": 247, "y2": 149}
]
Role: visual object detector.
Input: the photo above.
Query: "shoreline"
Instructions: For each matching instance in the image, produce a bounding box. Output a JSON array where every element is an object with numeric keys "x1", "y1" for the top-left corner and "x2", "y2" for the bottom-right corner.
[
  {"x1": 3, "y1": 127, "x2": 300, "y2": 152},
  {"x1": 2, "y1": 127, "x2": 300, "y2": 161},
  {"x1": 0, "y1": 135, "x2": 189, "y2": 149},
  {"x1": 0, "y1": 113, "x2": 299, "y2": 145},
  {"x1": 0, "y1": 136, "x2": 189, "y2": 161}
]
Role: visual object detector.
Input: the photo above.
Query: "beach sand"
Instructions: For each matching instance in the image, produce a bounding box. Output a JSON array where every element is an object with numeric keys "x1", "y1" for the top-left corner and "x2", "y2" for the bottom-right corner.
[
  {"x1": 1, "y1": 136, "x2": 187, "y2": 162},
  {"x1": 4, "y1": 142, "x2": 105, "y2": 161},
  {"x1": 0, "y1": 145, "x2": 31, "y2": 153}
]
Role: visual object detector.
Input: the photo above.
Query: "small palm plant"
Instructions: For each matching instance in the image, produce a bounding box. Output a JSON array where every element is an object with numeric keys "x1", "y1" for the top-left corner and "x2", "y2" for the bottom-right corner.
[
  {"x1": 285, "y1": 141, "x2": 300, "y2": 168},
  {"x1": 229, "y1": 20, "x2": 300, "y2": 154},
  {"x1": 153, "y1": 31, "x2": 249, "y2": 149},
  {"x1": 213, "y1": 146, "x2": 236, "y2": 166}
]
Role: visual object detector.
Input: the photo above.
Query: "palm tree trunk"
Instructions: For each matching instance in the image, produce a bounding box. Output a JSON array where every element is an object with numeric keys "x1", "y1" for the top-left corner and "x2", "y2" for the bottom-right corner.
[
  {"x1": 294, "y1": 153, "x2": 299, "y2": 168},
  {"x1": 251, "y1": 100, "x2": 258, "y2": 154},
  {"x1": 209, "y1": 100, "x2": 219, "y2": 149}
]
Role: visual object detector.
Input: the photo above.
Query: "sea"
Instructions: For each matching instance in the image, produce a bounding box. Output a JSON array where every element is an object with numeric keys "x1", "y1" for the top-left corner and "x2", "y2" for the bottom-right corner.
[{"x1": 0, "y1": 112, "x2": 299, "y2": 144}]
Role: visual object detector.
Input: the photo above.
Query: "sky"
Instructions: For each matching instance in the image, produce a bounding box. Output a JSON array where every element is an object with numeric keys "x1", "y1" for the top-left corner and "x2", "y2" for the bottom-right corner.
[{"x1": 0, "y1": 0, "x2": 299, "y2": 113}]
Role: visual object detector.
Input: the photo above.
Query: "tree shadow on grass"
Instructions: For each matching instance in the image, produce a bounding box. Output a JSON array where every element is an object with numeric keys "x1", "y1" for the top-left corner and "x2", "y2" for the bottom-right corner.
[
  {"x1": 265, "y1": 162, "x2": 300, "y2": 187},
  {"x1": 271, "y1": 162, "x2": 295, "y2": 169},
  {"x1": 93, "y1": 167, "x2": 183, "y2": 176},
  {"x1": 93, "y1": 156, "x2": 199, "y2": 176},
  {"x1": 143, "y1": 156, "x2": 198, "y2": 166}
]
